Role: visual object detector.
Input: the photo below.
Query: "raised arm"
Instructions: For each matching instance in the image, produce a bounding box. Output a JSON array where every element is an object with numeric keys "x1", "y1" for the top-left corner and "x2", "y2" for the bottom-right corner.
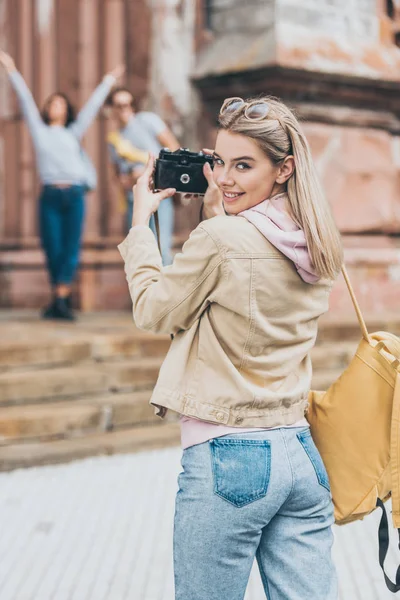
[
  {"x1": 118, "y1": 222, "x2": 225, "y2": 335},
  {"x1": 69, "y1": 64, "x2": 125, "y2": 139},
  {"x1": 139, "y1": 112, "x2": 181, "y2": 151},
  {"x1": 0, "y1": 50, "x2": 44, "y2": 141},
  {"x1": 118, "y1": 155, "x2": 225, "y2": 335}
]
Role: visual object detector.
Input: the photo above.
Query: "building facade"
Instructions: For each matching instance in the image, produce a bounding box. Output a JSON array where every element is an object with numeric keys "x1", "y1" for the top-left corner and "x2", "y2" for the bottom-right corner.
[{"x1": 1, "y1": 0, "x2": 400, "y2": 315}]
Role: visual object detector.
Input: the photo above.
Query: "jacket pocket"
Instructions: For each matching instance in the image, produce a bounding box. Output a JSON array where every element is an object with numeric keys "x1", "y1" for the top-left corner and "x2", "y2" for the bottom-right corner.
[
  {"x1": 297, "y1": 429, "x2": 331, "y2": 492},
  {"x1": 210, "y1": 438, "x2": 271, "y2": 507}
]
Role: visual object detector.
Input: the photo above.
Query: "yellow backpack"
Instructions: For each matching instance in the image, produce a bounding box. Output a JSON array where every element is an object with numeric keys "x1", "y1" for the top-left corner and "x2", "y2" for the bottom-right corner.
[{"x1": 307, "y1": 266, "x2": 400, "y2": 592}]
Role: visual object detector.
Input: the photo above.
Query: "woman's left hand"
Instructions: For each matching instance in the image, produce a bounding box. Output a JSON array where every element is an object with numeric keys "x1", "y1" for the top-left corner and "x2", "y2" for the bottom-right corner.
[{"x1": 132, "y1": 154, "x2": 176, "y2": 227}]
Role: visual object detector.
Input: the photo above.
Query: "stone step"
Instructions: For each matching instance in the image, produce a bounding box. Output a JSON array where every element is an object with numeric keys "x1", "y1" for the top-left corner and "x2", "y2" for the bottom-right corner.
[
  {"x1": 311, "y1": 368, "x2": 343, "y2": 392},
  {"x1": 92, "y1": 332, "x2": 171, "y2": 362},
  {"x1": 310, "y1": 341, "x2": 357, "y2": 371},
  {"x1": 0, "y1": 363, "x2": 347, "y2": 442},
  {"x1": 0, "y1": 358, "x2": 162, "y2": 406},
  {"x1": 0, "y1": 421, "x2": 181, "y2": 471},
  {"x1": 0, "y1": 332, "x2": 170, "y2": 373},
  {"x1": 0, "y1": 339, "x2": 92, "y2": 373},
  {"x1": 0, "y1": 390, "x2": 161, "y2": 443},
  {"x1": 317, "y1": 312, "x2": 400, "y2": 343}
]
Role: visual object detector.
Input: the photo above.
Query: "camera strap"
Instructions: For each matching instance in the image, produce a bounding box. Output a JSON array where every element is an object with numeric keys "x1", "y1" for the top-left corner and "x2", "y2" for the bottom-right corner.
[{"x1": 154, "y1": 210, "x2": 162, "y2": 255}]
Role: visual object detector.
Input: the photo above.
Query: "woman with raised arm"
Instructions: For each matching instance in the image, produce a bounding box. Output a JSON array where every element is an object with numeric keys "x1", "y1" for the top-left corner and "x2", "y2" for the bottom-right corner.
[
  {"x1": 0, "y1": 50, "x2": 124, "y2": 320},
  {"x1": 119, "y1": 96, "x2": 343, "y2": 600}
]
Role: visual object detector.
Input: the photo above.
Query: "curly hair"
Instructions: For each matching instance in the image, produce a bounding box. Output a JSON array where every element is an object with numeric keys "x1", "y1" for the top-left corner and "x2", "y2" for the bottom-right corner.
[{"x1": 41, "y1": 92, "x2": 76, "y2": 127}]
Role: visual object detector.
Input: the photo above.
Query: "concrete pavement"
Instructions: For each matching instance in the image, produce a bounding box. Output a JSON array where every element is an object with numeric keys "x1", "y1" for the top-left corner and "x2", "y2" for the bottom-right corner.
[{"x1": 0, "y1": 446, "x2": 398, "y2": 600}]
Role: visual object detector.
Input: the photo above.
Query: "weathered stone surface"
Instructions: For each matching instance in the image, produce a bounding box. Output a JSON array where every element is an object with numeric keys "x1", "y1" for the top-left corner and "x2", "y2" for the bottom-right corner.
[
  {"x1": 0, "y1": 340, "x2": 92, "y2": 371},
  {"x1": 0, "y1": 403, "x2": 103, "y2": 441},
  {"x1": 0, "y1": 422, "x2": 181, "y2": 471},
  {"x1": 0, "y1": 358, "x2": 162, "y2": 405},
  {"x1": 304, "y1": 122, "x2": 400, "y2": 234},
  {"x1": 91, "y1": 333, "x2": 171, "y2": 361},
  {"x1": 310, "y1": 341, "x2": 357, "y2": 371},
  {"x1": 0, "y1": 390, "x2": 160, "y2": 442},
  {"x1": 318, "y1": 309, "x2": 400, "y2": 342},
  {"x1": 276, "y1": 0, "x2": 400, "y2": 80},
  {"x1": 0, "y1": 311, "x2": 399, "y2": 469},
  {"x1": 311, "y1": 368, "x2": 344, "y2": 392}
]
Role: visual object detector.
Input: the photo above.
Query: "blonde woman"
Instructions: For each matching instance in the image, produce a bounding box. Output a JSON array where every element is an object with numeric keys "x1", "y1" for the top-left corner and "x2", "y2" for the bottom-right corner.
[{"x1": 119, "y1": 96, "x2": 343, "y2": 600}]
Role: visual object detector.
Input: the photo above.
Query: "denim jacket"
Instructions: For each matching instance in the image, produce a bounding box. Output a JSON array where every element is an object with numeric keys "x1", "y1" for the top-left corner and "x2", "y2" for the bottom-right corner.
[{"x1": 118, "y1": 215, "x2": 333, "y2": 427}]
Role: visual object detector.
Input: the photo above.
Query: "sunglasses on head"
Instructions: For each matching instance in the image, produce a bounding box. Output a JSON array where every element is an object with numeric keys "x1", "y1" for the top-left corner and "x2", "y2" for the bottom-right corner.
[{"x1": 219, "y1": 97, "x2": 270, "y2": 121}]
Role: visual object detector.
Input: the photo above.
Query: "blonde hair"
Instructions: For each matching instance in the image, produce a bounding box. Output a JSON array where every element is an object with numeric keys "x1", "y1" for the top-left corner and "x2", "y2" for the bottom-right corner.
[{"x1": 219, "y1": 96, "x2": 343, "y2": 281}]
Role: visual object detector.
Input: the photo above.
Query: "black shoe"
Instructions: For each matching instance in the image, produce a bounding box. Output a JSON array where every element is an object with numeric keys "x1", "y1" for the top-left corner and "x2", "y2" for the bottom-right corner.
[
  {"x1": 64, "y1": 294, "x2": 73, "y2": 310},
  {"x1": 41, "y1": 298, "x2": 57, "y2": 319},
  {"x1": 52, "y1": 297, "x2": 76, "y2": 321}
]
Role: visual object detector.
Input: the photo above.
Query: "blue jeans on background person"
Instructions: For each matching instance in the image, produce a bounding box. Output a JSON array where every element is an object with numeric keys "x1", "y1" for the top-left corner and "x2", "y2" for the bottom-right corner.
[
  {"x1": 126, "y1": 190, "x2": 173, "y2": 266},
  {"x1": 39, "y1": 185, "x2": 85, "y2": 286},
  {"x1": 174, "y1": 427, "x2": 337, "y2": 600}
]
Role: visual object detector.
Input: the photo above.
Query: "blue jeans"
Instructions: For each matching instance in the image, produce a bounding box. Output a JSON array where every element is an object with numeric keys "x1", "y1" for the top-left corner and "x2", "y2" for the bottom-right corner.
[
  {"x1": 126, "y1": 191, "x2": 174, "y2": 266},
  {"x1": 174, "y1": 427, "x2": 337, "y2": 600},
  {"x1": 39, "y1": 185, "x2": 85, "y2": 285}
]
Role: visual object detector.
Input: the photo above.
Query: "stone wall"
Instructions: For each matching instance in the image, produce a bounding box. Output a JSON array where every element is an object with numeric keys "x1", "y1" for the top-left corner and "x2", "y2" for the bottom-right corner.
[
  {"x1": 146, "y1": 0, "x2": 206, "y2": 234},
  {"x1": 193, "y1": 0, "x2": 400, "y2": 315},
  {"x1": 277, "y1": 0, "x2": 400, "y2": 78}
]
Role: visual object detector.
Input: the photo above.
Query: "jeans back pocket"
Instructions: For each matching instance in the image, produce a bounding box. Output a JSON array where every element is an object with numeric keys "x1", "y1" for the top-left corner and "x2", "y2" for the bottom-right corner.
[
  {"x1": 210, "y1": 438, "x2": 271, "y2": 508},
  {"x1": 297, "y1": 429, "x2": 330, "y2": 492}
]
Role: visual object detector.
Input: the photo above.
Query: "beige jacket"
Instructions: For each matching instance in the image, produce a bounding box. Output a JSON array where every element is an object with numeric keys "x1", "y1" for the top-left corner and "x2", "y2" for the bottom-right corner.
[{"x1": 118, "y1": 216, "x2": 333, "y2": 427}]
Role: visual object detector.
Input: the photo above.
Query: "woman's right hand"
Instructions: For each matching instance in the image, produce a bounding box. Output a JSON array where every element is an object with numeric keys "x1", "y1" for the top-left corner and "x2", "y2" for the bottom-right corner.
[{"x1": 0, "y1": 50, "x2": 16, "y2": 73}]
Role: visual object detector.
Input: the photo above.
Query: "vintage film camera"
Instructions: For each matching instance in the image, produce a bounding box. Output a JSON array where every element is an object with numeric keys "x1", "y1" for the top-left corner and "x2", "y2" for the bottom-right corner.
[{"x1": 154, "y1": 148, "x2": 214, "y2": 195}]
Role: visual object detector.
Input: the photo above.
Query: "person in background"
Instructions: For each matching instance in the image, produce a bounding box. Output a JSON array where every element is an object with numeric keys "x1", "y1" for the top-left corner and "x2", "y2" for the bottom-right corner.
[
  {"x1": 0, "y1": 49, "x2": 124, "y2": 320},
  {"x1": 106, "y1": 87, "x2": 180, "y2": 265}
]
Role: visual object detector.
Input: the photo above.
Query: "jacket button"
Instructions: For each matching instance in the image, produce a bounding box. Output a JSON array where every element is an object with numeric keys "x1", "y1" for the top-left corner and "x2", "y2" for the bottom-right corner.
[
  {"x1": 235, "y1": 416, "x2": 243, "y2": 424},
  {"x1": 250, "y1": 347, "x2": 262, "y2": 357},
  {"x1": 216, "y1": 412, "x2": 224, "y2": 422}
]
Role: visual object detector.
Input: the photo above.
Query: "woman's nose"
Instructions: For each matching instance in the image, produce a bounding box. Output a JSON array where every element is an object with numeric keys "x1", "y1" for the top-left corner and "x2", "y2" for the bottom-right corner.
[{"x1": 216, "y1": 169, "x2": 235, "y2": 187}]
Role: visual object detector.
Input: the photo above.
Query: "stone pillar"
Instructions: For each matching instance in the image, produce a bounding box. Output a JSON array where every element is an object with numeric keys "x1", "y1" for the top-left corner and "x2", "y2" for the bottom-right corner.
[
  {"x1": 194, "y1": 0, "x2": 400, "y2": 316},
  {"x1": 147, "y1": 0, "x2": 204, "y2": 236}
]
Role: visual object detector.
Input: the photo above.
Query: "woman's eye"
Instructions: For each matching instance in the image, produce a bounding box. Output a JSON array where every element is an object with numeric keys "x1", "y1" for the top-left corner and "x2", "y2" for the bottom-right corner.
[
  {"x1": 237, "y1": 162, "x2": 250, "y2": 170},
  {"x1": 213, "y1": 158, "x2": 224, "y2": 166}
]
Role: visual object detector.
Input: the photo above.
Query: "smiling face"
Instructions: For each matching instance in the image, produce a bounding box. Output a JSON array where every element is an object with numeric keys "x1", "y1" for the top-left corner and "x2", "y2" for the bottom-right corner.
[
  {"x1": 111, "y1": 90, "x2": 135, "y2": 126},
  {"x1": 213, "y1": 130, "x2": 294, "y2": 215},
  {"x1": 46, "y1": 94, "x2": 68, "y2": 125}
]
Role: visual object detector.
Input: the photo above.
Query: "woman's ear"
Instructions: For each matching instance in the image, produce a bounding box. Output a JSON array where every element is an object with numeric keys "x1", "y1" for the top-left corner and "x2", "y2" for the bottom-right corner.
[{"x1": 276, "y1": 156, "x2": 295, "y2": 185}]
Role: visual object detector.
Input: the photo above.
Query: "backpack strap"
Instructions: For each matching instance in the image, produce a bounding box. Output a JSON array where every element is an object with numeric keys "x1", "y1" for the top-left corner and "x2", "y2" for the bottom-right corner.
[
  {"x1": 376, "y1": 371, "x2": 400, "y2": 592},
  {"x1": 377, "y1": 498, "x2": 400, "y2": 592},
  {"x1": 341, "y1": 266, "x2": 369, "y2": 342},
  {"x1": 154, "y1": 211, "x2": 162, "y2": 254},
  {"x1": 391, "y1": 371, "x2": 400, "y2": 529}
]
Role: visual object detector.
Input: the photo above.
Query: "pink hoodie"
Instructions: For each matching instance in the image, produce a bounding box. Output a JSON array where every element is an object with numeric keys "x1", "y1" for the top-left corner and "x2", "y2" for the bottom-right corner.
[
  {"x1": 239, "y1": 192, "x2": 319, "y2": 283},
  {"x1": 180, "y1": 192, "x2": 316, "y2": 450}
]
